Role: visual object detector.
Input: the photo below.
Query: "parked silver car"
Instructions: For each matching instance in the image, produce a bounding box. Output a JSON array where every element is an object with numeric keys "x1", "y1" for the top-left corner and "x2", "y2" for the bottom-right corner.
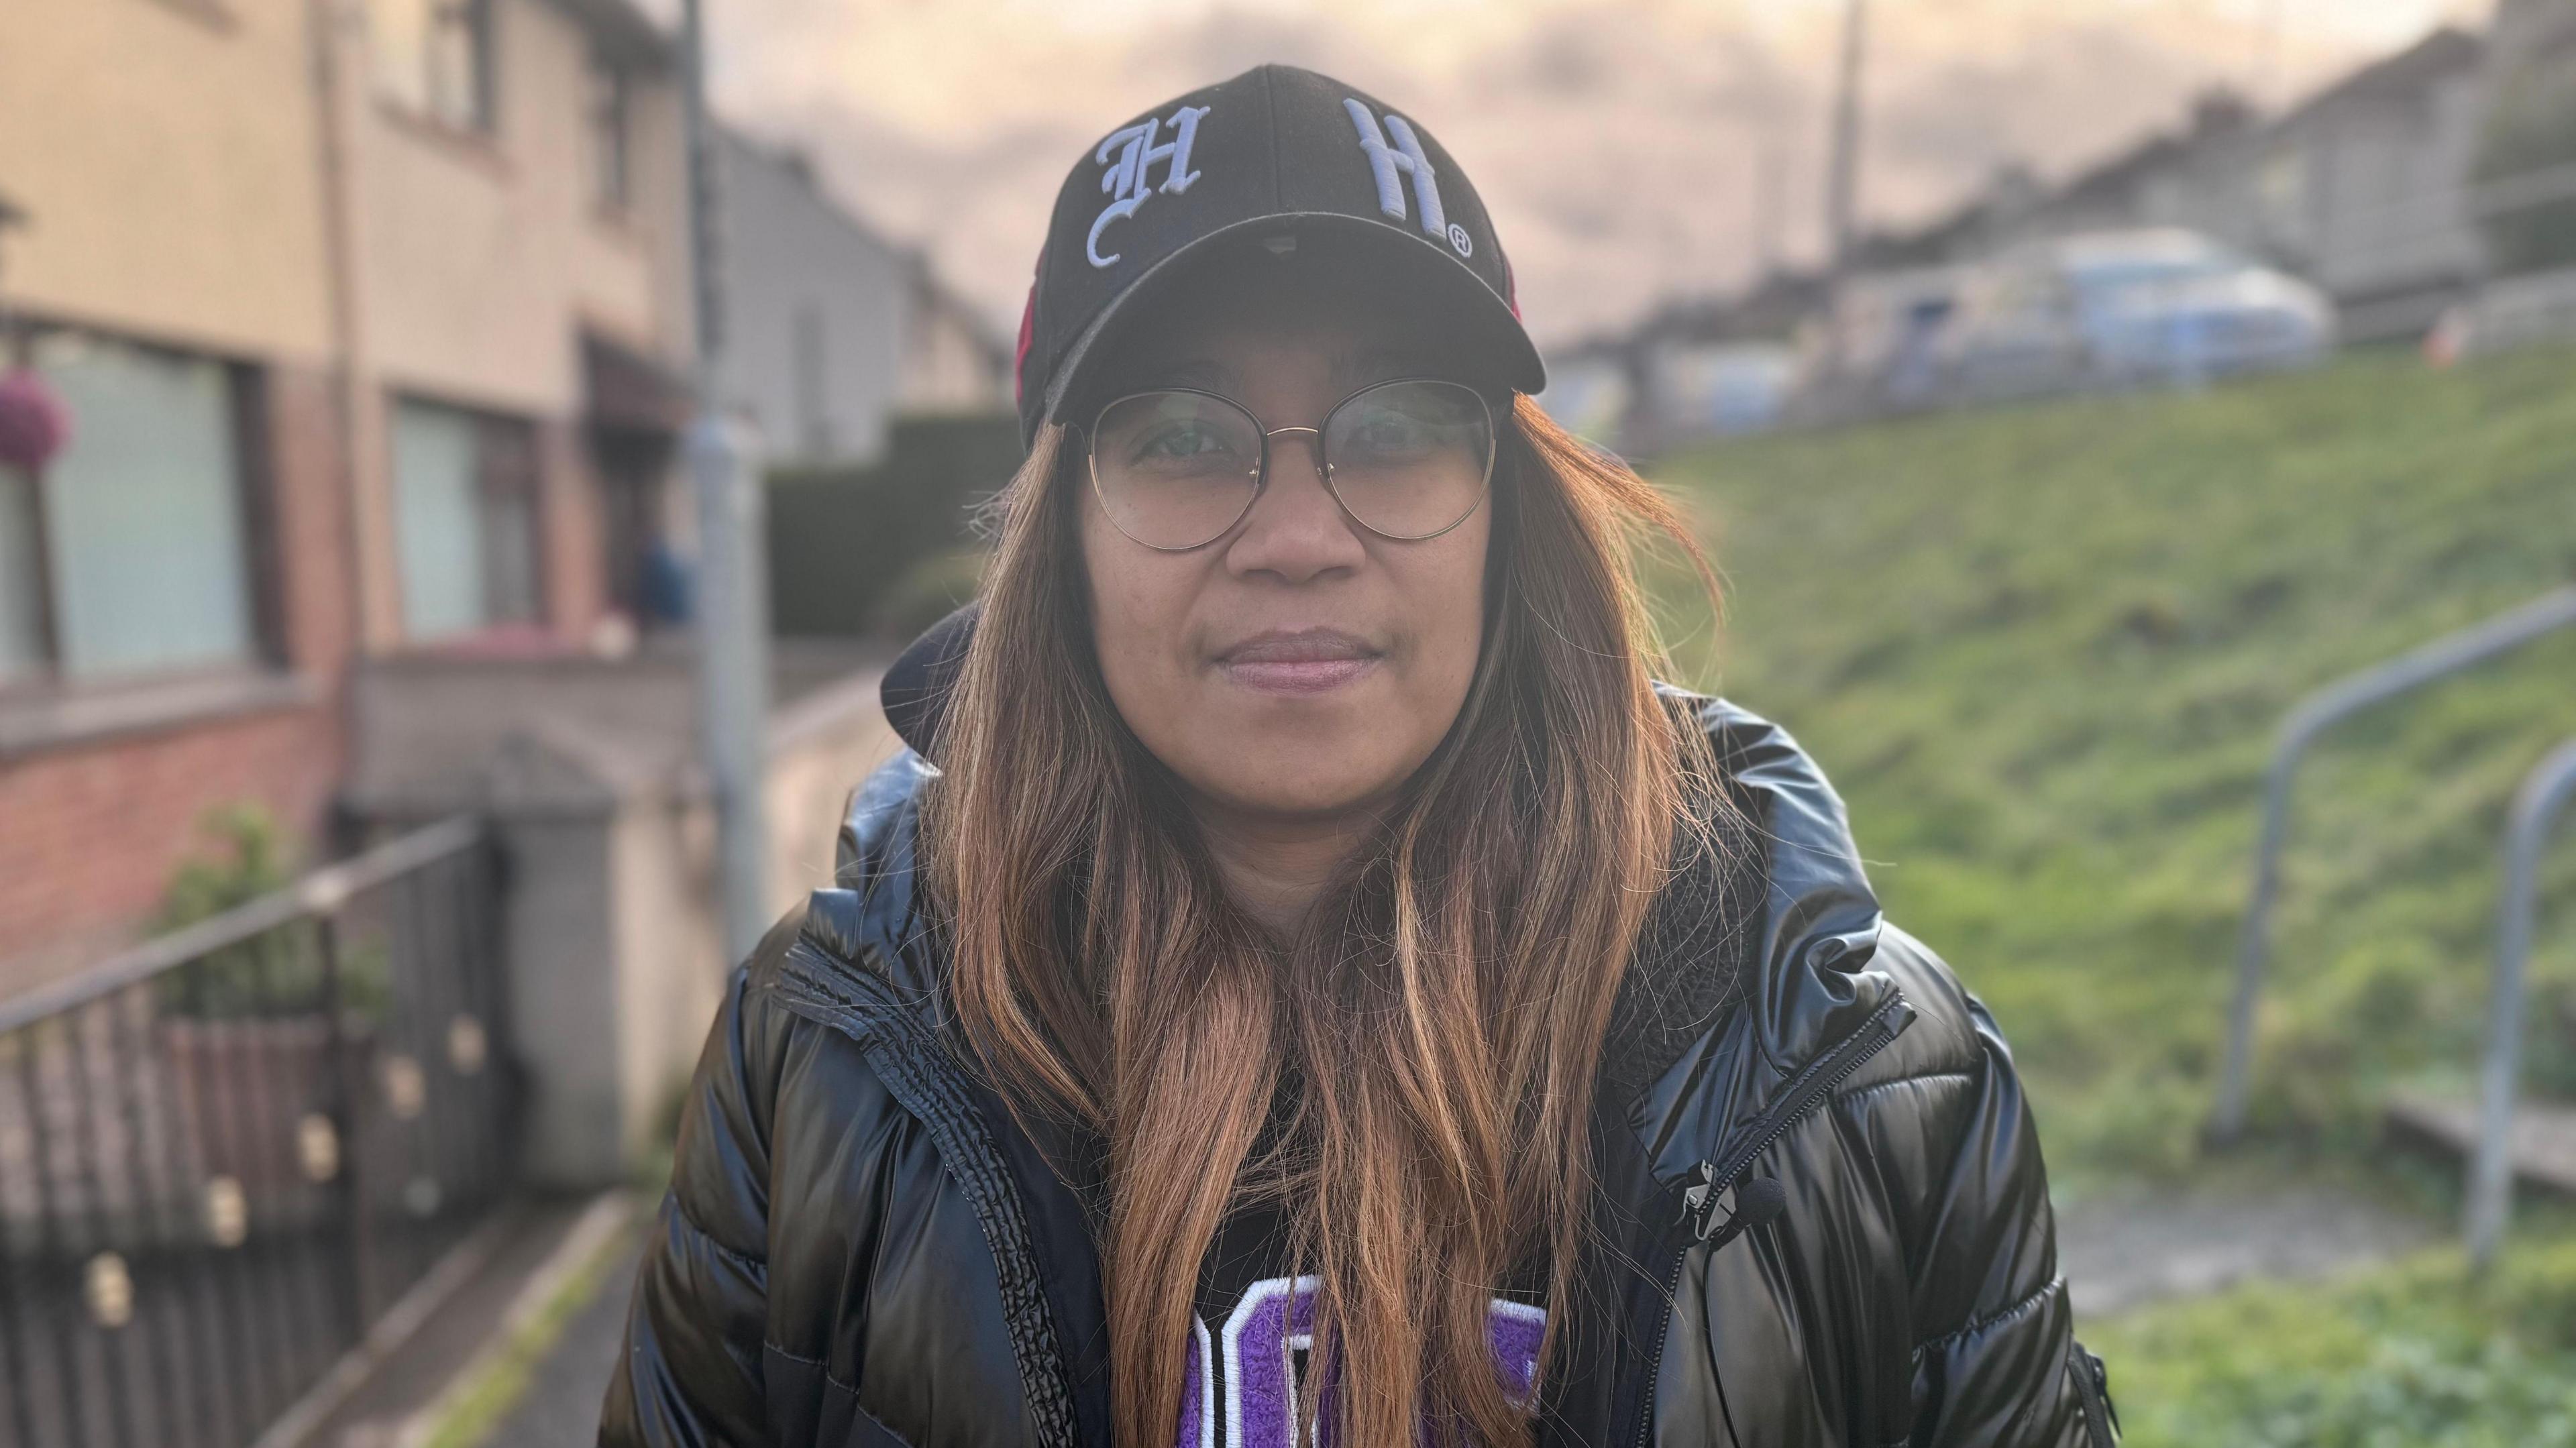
[{"x1": 1933, "y1": 229, "x2": 2335, "y2": 399}]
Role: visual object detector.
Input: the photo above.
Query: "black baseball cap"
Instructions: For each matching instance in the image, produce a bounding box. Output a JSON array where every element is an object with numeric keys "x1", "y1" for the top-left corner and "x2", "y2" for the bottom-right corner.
[{"x1": 1011, "y1": 62, "x2": 1546, "y2": 446}]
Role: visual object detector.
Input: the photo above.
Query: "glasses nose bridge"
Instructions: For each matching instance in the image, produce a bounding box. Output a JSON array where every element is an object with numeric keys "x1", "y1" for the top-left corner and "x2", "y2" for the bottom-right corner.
[{"x1": 1260, "y1": 423, "x2": 1329, "y2": 486}]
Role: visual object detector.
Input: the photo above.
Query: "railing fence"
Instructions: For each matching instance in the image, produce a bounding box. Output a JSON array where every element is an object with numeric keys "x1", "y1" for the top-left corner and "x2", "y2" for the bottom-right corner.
[{"x1": 0, "y1": 818, "x2": 516, "y2": 1448}]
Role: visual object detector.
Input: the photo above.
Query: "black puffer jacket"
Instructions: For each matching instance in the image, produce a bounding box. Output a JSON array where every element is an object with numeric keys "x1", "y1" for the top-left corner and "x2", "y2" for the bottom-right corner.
[{"x1": 600, "y1": 689, "x2": 2118, "y2": 1447}]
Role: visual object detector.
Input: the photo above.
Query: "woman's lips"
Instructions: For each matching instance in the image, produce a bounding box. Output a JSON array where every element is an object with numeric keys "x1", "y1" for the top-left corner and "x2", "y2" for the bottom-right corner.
[{"x1": 1216, "y1": 630, "x2": 1383, "y2": 694}]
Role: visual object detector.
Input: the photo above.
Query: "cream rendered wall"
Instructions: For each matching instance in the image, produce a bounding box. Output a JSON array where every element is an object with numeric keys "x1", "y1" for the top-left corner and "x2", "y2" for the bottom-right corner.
[
  {"x1": 348, "y1": 0, "x2": 669, "y2": 414},
  {"x1": 716, "y1": 131, "x2": 910, "y2": 464},
  {"x1": 589, "y1": 83, "x2": 694, "y2": 367},
  {"x1": 1, "y1": 0, "x2": 334, "y2": 361},
  {"x1": 337, "y1": 0, "x2": 689, "y2": 645},
  {"x1": 762, "y1": 669, "x2": 901, "y2": 916}
]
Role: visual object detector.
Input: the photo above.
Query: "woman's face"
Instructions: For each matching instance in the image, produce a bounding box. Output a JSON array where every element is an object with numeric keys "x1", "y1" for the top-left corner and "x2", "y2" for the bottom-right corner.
[{"x1": 1078, "y1": 264, "x2": 1492, "y2": 826}]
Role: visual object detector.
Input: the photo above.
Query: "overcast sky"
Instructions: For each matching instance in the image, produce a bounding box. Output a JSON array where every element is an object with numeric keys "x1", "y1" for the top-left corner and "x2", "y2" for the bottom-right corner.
[{"x1": 699, "y1": 0, "x2": 2493, "y2": 347}]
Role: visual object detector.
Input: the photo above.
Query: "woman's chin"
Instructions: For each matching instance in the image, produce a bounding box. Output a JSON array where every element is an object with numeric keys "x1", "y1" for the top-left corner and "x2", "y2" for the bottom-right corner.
[{"x1": 1185, "y1": 756, "x2": 1413, "y2": 824}]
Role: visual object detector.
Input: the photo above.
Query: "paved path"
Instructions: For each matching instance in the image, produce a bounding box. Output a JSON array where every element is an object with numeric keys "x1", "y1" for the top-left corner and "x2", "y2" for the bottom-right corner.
[
  {"x1": 480, "y1": 1235, "x2": 645, "y2": 1448},
  {"x1": 308, "y1": 1199, "x2": 597, "y2": 1448},
  {"x1": 2057, "y1": 1180, "x2": 2435, "y2": 1317}
]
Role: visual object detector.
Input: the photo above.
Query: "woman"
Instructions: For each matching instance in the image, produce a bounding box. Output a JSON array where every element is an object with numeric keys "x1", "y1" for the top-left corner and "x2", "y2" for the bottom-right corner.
[{"x1": 603, "y1": 64, "x2": 2118, "y2": 1448}]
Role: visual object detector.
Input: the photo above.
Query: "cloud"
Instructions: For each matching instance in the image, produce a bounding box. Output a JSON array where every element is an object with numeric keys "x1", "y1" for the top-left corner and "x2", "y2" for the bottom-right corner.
[{"x1": 704, "y1": 0, "x2": 2479, "y2": 347}]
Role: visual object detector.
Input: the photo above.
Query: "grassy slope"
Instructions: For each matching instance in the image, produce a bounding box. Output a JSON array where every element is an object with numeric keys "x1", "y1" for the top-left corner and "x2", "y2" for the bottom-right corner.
[
  {"x1": 2086, "y1": 1223, "x2": 2576, "y2": 1446},
  {"x1": 1646, "y1": 345, "x2": 2576, "y2": 1184}
]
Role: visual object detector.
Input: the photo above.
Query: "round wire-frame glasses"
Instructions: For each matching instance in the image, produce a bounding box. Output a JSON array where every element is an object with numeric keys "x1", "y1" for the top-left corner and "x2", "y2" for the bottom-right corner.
[{"x1": 1082, "y1": 377, "x2": 1498, "y2": 552}]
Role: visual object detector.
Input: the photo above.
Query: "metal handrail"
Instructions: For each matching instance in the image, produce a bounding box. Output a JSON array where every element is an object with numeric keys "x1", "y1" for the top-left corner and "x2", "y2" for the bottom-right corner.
[
  {"x1": 0, "y1": 816, "x2": 482, "y2": 1036},
  {"x1": 2468, "y1": 738, "x2": 2576, "y2": 1267},
  {"x1": 0, "y1": 812, "x2": 511, "y2": 1448},
  {"x1": 2209, "y1": 586, "x2": 2576, "y2": 1141}
]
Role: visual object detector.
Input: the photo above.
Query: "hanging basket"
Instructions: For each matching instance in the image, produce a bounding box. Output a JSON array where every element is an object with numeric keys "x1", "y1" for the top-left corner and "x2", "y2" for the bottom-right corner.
[{"x1": 0, "y1": 367, "x2": 70, "y2": 472}]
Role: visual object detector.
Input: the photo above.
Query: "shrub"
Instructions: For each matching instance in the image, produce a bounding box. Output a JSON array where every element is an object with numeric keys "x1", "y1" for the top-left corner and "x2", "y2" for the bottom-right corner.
[
  {"x1": 877, "y1": 549, "x2": 988, "y2": 643},
  {"x1": 768, "y1": 411, "x2": 1020, "y2": 638},
  {"x1": 152, "y1": 805, "x2": 390, "y2": 1021}
]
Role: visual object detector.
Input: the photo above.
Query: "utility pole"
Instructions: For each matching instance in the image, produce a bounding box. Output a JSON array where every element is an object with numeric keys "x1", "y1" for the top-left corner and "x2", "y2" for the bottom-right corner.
[
  {"x1": 1753, "y1": 135, "x2": 1787, "y2": 278},
  {"x1": 1823, "y1": 0, "x2": 1870, "y2": 275},
  {"x1": 680, "y1": 0, "x2": 772, "y2": 960},
  {"x1": 2259, "y1": 0, "x2": 2286, "y2": 107}
]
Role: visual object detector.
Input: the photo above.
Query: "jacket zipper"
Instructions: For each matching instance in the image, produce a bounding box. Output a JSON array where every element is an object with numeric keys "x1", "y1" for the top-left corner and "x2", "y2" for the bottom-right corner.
[
  {"x1": 2071, "y1": 1341, "x2": 2119, "y2": 1445},
  {"x1": 775, "y1": 942, "x2": 1085, "y2": 1448},
  {"x1": 1629, "y1": 991, "x2": 1911, "y2": 1448}
]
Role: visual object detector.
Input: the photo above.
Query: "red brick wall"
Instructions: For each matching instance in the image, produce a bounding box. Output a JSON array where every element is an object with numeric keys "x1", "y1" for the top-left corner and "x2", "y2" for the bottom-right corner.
[
  {"x1": 0, "y1": 705, "x2": 343, "y2": 965},
  {"x1": 268, "y1": 365, "x2": 358, "y2": 679},
  {"x1": 0, "y1": 360, "x2": 352, "y2": 974},
  {"x1": 541, "y1": 417, "x2": 611, "y2": 645}
]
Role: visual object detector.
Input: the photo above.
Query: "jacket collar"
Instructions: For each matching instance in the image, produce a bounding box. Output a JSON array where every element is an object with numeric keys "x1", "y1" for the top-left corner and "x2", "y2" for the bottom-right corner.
[
  {"x1": 1625, "y1": 689, "x2": 1909, "y2": 1188},
  {"x1": 811, "y1": 748, "x2": 946, "y2": 1007}
]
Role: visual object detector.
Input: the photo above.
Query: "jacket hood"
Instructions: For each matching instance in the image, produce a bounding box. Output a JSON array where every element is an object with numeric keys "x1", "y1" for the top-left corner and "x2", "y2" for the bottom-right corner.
[{"x1": 879, "y1": 602, "x2": 979, "y2": 761}]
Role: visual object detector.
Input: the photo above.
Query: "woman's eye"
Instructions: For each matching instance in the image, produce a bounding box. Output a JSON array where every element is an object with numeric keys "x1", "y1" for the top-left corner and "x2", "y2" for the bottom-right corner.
[
  {"x1": 1140, "y1": 425, "x2": 1232, "y2": 460},
  {"x1": 1346, "y1": 413, "x2": 1432, "y2": 453}
]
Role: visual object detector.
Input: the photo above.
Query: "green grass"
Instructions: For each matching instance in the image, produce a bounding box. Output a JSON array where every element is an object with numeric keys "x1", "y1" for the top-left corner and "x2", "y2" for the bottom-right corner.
[
  {"x1": 1646, "y1": 345, "x2": 2576, "y2": 1185},
  {"x1": 2083, "y1": 1222, "x2": 2576, "y2": 1445}
]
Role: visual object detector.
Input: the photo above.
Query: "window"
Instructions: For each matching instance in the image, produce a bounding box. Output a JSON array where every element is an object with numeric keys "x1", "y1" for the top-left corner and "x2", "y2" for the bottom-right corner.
[
  {"x1": 586, "y1": 51, "x2": 632, "y2": 211},
  {"x1": 391, "y1": 399, "x2": 541, "y2": 641},
  {"x1": 0, "y1": 329, "x2": 261, "y2": 687},
  {"x1": 372, "y1": 0, "x2": 494, "y2": 134}
]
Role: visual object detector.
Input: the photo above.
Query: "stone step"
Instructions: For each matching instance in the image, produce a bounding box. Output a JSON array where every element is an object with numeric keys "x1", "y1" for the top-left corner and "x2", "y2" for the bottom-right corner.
[{"x1": 2383, "y1": 1091, "x2": 2576, "y2": 1197}]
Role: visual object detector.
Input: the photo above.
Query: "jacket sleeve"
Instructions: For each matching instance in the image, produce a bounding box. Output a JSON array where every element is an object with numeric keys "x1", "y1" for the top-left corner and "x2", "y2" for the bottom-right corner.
[
  {"x1": 600, "y1": 962, "x2": 780, "y2": 1447},
  {"x1": 1904, "y1": 989, "x2": 2118, "y2": 1447}
]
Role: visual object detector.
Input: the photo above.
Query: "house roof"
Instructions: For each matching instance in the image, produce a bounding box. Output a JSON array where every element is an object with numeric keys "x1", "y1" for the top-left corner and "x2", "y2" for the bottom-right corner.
[
  {"x1": 2017, "y1": 32, "x2": 2481, "y2": 222},
  {"x1": 906, "y1": 256, "x2": 1010, "y2": 368},
  {"x1": 545, "y1": 0, "x2": 676, "y2": 69},
  {"x1": 2046, "y1": 89, "x2": 2257, "y2": 214},
  {"x1": 719, "y1": 125, "x2": 1008, "y2": 366},
  {"x1": 2277, "y1": 25, "x2": 2484, "y2": 127},
  {"x1": 1846, "y1": 85, "x2": 2257, "y2": 273},
  {"x1": 720, "y1": 125, "x2": 904, "y2": 262}
]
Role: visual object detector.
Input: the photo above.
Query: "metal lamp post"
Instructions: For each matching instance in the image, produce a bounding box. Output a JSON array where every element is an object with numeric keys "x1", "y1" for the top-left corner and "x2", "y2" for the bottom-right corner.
[
  {"x1": 680, "y1": 0, "x2": 773, "y2": 961},
  {"x1": 1823, "y1": 0, "x2": 1868, "y2": 276}
]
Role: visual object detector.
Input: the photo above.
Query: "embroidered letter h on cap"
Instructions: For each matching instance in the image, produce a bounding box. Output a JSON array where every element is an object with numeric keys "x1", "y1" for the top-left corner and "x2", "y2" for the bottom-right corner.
[
  {"x1": 1012, "y1": 63, "x2": 1544, "y2": 446},
  {"x1": 1086, "y1": 105, "x2": 1212, "y2": 268},
  {"x1": 1342, "y1": 99, "x2": 1455, "y2": 252}
]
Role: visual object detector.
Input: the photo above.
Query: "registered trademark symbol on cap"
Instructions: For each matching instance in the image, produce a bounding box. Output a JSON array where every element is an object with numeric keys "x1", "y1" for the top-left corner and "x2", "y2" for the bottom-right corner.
[{"x1": 1448, "y1": 223, "x2": 1473, "y2": 256}]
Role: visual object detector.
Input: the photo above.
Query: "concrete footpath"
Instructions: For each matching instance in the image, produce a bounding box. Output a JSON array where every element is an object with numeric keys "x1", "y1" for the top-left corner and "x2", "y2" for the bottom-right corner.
[
  {"x1": 287, "y1": 1193, "x2": 639, "y2": 1448},
  {"x1": 478, "y1": 1231, "x2": 645, "y2": 1448},
  {"x1": 2058, "y1": 1178, "x2": 2434, "y2": 1317}
]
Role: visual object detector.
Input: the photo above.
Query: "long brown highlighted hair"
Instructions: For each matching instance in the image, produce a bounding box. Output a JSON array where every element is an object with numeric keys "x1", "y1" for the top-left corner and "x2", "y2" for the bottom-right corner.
[{"x1": 920, "y1": 396, "x2": 1724, "y2": 1447}]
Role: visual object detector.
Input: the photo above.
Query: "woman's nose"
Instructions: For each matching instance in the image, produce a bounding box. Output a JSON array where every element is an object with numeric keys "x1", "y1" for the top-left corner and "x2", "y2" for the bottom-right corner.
[{"x1": 1224, "y1": 429, "x2": 1366, "y2": 581}]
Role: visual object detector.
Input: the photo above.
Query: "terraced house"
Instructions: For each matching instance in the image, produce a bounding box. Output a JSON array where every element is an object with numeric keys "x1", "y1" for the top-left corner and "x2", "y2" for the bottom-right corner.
[{"x1": 0, "y1": 0, "x2": 696, "y2": 991}]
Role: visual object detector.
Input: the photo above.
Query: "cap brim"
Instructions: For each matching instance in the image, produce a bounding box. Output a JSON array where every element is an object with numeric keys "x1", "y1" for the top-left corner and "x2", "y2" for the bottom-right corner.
[{"x1": 1038, "y1": 213, "x2": 1545, "y2": 439}]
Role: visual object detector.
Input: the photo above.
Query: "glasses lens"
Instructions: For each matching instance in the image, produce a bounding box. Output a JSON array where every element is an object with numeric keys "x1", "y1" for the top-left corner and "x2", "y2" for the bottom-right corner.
[
  {"x1": 1322, "y1": 380, "x2": 1495, "y2": 539},
  {"x1": 1090, "y1": 390, "x2": 1265, "y2": 549}
]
